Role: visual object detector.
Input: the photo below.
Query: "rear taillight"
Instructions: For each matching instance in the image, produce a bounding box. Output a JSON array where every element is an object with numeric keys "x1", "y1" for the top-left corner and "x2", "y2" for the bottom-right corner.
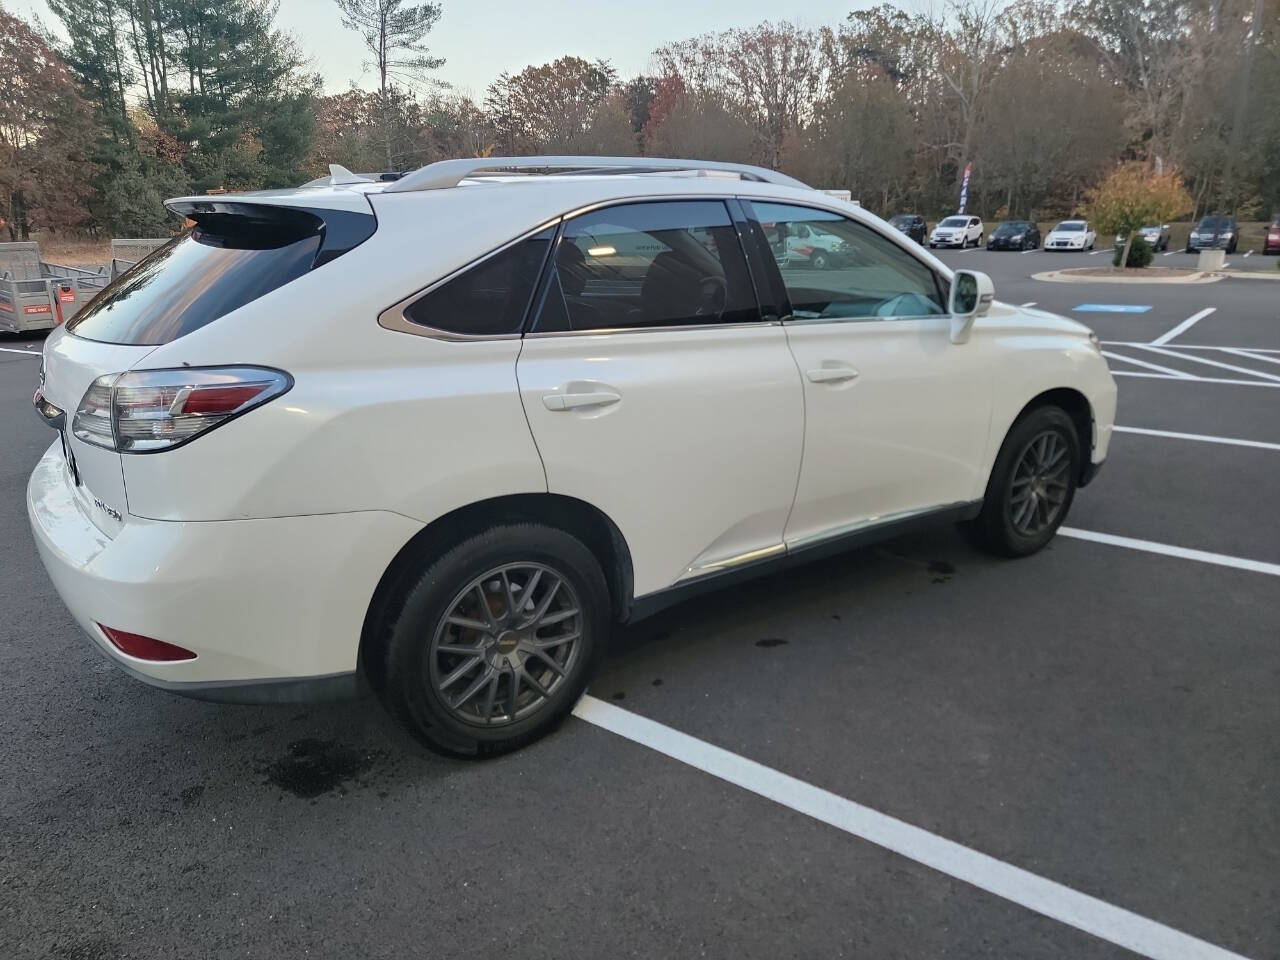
[
  {"x1": 98, "y1": 625, "x2": 197, "y2": 661},
  {"x1": 73, "y1": 366, "x2": 290, "y2": 452}
]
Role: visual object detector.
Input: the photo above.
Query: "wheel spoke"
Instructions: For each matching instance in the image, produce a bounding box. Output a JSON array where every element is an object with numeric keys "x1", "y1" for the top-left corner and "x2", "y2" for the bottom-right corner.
[
  {"x1": 518, "y1": 568, "x2": 543, "y2": 617},
  {"x1": 452, "y1": 666, "x2": 494, "y2": 709},
  {"x1": 440, "y1": 655, "x2": 483, "y2": 690},
  {"x1": 525, "y1": 575, "x2": 563, "y2": 627},
  {"x1": 500, "y1": 569, "x2": 517, "y2": 620},
  {"x1": 535, "y1": 630, "x2": 579, "y2": 650},
  {"x1": 437, "y1": 643, "x2": 484, "y2": 656},
  {"x1": 446, "y1": 615, "x2": 490, "y2": 633},
  {"x1": 536, "y1": 606, "x2": 579, "y2": 628},
  {"x1": 480, "y1": 674, "x2": 499, "y2": 721},
  {"x1": 521, "y1": 666, "x2": 552, "y2": 699},
  {"x1": 528, "y1": 648, "x2": 566, "y2": 677},
  {"x1": 506, "y1": 669, "x2": 521, "y2": 718},
  {"x1": 473, "y1": 584, "x2": 498, "y2": 631}
]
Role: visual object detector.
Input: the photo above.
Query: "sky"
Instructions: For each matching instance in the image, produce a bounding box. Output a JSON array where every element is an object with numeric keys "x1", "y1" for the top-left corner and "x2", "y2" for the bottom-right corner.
[{"x1": 10, "y1": 0, "x2": 871, "y2": 99}]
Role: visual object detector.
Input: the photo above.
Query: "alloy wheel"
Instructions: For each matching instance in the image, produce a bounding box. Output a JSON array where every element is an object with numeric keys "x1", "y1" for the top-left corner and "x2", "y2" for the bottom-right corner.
[
  {"x1": 1008, "y1": 430, "x2": 1072, "y2": 536},
  {"x1": 427, "y1": 563, "x2": 582, "y2": 727}
]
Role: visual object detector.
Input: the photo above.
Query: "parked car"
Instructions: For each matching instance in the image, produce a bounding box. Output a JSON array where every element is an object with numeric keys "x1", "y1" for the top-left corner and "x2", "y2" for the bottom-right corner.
[
  {"x1": 929, "y1": 215, "x2": 984, "y2": 248},
  {"x1": 27, "y1": 156, "x2": 1116, "y2": 757},
  {"x1": 889, "y1": 213, "x2": 928, "y2": 244},
  {"x1": 782, "y1": 220, "x2": 852, "y2": 269},
  {"x1": 987, "y1": 220, "x2": 1041, "y2": 251},
  {"x1": 1115, "y1": 224, "x2": 1170, "y2": 252},
  {"x1": 1261, "y1": 215, "x2": 1279, "y2": 255},
  {"x1": 1044, "y1": 220, "x2": 1096, "y2": 251},
  {"x1": 1186, "y1": 214, "x2": 1238, "y2": 253}
]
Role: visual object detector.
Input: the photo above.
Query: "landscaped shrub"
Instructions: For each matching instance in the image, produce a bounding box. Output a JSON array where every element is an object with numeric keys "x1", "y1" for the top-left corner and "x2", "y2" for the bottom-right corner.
[{"x1": 1112, "y1": 235, "x2": 1153, "y2": 268}]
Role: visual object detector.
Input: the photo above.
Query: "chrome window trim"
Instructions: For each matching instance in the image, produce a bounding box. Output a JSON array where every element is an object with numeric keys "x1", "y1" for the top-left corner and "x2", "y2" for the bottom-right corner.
[
  {"x1": 377, "y1": 217, "x2": 562, "y2": 341},
  {"x1": 525, "y1": 319, "x2": 781, "y2": 339}
]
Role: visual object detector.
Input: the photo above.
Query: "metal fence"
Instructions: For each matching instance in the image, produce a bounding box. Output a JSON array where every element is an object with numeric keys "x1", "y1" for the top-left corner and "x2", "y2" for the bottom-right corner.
[{"x1": 109, "y1": 238, "x2": 169, "y2": 280}]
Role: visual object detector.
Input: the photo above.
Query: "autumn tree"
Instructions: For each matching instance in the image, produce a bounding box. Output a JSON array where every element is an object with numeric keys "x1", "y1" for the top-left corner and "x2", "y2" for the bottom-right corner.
[
  {"x1": 655, "y1": 22, "x2": 822, "y2": 169},
  {"x1": 485, "y1": 57, "x2": 618, "y2": 154},
  {"x1": 1088, "y1": 167, "x2": 1192, "y2": 268},
  {"x1": 0, "y1": 9, "x2": 100, "y2": 240},
  {"x1": 645, "y1": 90, "x2": 757, "y2": 164},
  {"x1": 333, "y1": 0, "x2": 445, "y2": 168}
]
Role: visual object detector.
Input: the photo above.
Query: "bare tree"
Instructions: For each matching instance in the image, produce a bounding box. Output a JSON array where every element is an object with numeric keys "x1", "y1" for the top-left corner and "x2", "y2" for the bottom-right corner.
[{"x1": 333, "y1": 0, "x2": 445, "y2": 168}]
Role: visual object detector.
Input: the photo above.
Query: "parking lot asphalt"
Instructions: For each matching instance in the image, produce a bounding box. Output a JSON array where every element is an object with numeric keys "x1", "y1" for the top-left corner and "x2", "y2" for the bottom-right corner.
[{"x1": 2, "y1": 251, "x2": 1278, "y2": 960}]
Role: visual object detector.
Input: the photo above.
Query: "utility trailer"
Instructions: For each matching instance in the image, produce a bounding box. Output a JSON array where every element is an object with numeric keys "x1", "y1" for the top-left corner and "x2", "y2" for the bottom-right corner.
[{"x1": 0, "y1": 243, "x2": 108, "y2": 333}]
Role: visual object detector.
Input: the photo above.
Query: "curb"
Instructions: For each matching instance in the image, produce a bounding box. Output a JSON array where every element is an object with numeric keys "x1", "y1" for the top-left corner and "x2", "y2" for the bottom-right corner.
[
  {"x1": 1217, "y1": 269, "x2": 1280, "y2": 281},
  {"x1": 1031, "y1": 269, "x2": 1223, "y2": 285}
]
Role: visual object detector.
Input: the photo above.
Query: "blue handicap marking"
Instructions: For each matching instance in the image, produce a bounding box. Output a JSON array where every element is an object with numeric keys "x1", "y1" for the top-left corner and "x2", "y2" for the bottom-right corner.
[{"x1": 1072, "y1": 304, "x2": 1152, "y2": 314}]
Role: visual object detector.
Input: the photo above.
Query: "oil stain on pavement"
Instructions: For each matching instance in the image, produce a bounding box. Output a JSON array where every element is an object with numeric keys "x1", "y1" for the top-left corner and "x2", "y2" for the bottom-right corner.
[{"x1": 261, "y1": 738, "x2": 381, "y2": 799}]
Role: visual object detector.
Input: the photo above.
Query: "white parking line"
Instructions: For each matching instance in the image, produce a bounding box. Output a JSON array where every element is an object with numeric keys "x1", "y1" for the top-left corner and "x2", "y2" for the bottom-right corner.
[
  {"x1": 1135, "y1": 344, "x2": 1280, "y2": 383},
  {"x1": 1114, "y1": 425, "x2": 1280, "y2": 451},
  {"x1": 1019, "y1": 248, "x2": 1037, "y2": 255},
  {"x1": 574, "y1": 695, "x2": 1251, "y2": 960},
  {"x1": 0, "y1": 346, "x2": 41, "y2": 356},
  {"x1": 1151, "y1": 308, "x2": 1216, "y2": 346},
  {"x1": 1110, "y1": 371, "x2": 1280, "y2": 388},
  {"x1": 1088, "y1": 248, "x2": 1113, "y2": 256},
  {"x1": 1162, "y1": 251, "x2": 1176, "y2": 256},
  {"x1": 1104, "y1": 342, "x2": 1280, "y2": 354},
  {"x1": 1243, "y1": 251, "x2": 1252, "y2": 258},
  {"x1": 1101, "y1": 351, "x2": 1193, "y2": 378},
  {"x1": 1222, "y1": 348, "x2": 1280, "y2": 366},
  {"x1": 1059, "y1": 527, "x2": 1280, "y2": 577},
  {"x1": 1020, "y1": 301, "x2": 1037, "y2": 307}
]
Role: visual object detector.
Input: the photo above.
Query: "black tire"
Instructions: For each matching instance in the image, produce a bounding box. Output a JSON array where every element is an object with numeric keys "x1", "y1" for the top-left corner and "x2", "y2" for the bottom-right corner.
[
  {"x1": 374, "y1": 522, "x2": 610, "y2": 758},
  {"x1": 811, "y1": 251, "x2": 830, "y2": 270},
  {"x1": 967, "y1": 406, "x2": 1081, "y2": 558}
]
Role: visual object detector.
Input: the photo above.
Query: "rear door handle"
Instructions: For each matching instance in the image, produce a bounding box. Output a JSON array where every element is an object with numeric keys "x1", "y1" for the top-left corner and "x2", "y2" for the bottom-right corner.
[
  {"x1": 542, "y1": 390, "x2": 622, "y2": 411},
  {"x1": 805, "y1": 365, "x2": 859, "y2": 384}
]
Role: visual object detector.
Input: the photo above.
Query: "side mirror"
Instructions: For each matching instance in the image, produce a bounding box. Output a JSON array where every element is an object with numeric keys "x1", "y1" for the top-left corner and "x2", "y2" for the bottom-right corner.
[{"x1": 949, "y1": 269, "x2": 994, "y2": 344}]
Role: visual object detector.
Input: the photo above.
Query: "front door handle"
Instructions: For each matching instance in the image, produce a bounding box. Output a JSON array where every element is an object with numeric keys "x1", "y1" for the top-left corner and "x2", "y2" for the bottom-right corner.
[
  {"x1": 805, "y1": 365, "x2": 859, "y2": 384},
  {"x1": 543, "y1": 389, "x2": 622, "y2": 411}
]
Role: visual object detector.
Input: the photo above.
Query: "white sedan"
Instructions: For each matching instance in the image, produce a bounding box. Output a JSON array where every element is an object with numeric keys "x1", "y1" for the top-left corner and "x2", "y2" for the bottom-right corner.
[
  {"x1": 1045, "y1": 220, "x2": 1096, "y2": 251},
  {"x1": 27, "y1": 156, "x2": 1116, "y2": 757},
  {"x1": 929, "y1": 215, "x2": 984, "y2": 248}
]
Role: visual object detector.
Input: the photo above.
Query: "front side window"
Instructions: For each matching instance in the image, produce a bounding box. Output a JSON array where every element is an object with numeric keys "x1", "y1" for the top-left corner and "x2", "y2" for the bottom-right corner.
[
  {"x1": 404, "y1": 229, "x2": 553, "y2": 336},
  {"x1": 534, "y1": 201, "x2": 758, "y2": 332},
  {"x1": 751, "y1": 202, "x2": 947, "y2": 321}
]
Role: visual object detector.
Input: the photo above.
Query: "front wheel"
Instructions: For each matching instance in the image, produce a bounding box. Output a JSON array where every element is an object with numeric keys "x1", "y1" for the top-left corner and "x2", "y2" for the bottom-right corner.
[
  {"x1": 811, "y1": 251, "x2": 830, "y2": 270},
  {"x1": 374, "y1": 523, "x2": 610, "y2": 757},
  {"x1": 967, "y1": 407, "x2": 1080, "y2": 558}
]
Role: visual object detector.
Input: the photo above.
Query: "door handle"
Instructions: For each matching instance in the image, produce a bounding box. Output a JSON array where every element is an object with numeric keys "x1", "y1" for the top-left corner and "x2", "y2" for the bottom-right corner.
[
  {"x1": 542, "y1": 390, "x2": 622, "y2": 411},
  {"x1": 805, "y1": 365, "x2": 859, "y2": 384}
]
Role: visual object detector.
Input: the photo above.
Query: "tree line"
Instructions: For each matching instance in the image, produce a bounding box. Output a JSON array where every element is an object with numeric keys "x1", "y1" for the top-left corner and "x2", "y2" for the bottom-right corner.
[{"x1": 1, "y1": 0, "x2": 1277, "y2": 242}]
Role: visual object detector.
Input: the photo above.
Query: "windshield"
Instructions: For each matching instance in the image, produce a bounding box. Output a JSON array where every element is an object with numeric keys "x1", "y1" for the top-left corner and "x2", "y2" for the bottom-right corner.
[
  {"x1": 890, "y1": 216, "x2": 913, "y2": 226},
  {"x1": 939, "y1": 217, "x2": 968, "y2": 227},
  {"x1": 1054, "y1": 222, "x2": 1085, "y2": 232},
  {"x1": 1198, "y1": 217, "x2": 1231, "y2": 230},
  {"x1": 995, "y1": 222, "x2": 1029, "y2": 234}
]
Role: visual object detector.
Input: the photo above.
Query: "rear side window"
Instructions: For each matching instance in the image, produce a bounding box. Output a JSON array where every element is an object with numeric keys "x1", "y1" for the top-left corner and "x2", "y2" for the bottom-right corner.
[
  {"x1": 404, "y1": 229, "x2": 553, "y2": 336},
  {"x1": 67, "y1": 205, "x2": 373, "y2": 346},
  {"x1": 534, "y1": 200, "x2": 758, "y2": 332}
]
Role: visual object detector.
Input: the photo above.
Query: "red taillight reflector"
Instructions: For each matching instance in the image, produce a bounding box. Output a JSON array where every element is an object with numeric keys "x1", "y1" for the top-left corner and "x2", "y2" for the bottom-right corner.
[
  {"x1": 98, "y1": 625, "x2": 197, "y2": 662},
  {"x1": 179, "y1": 383, "x2": 269, "y2": 415}
]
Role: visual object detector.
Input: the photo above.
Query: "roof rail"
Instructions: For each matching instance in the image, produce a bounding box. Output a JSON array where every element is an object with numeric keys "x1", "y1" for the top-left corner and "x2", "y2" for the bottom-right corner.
[{"x1": 382, "y1": 156, "x2": 811, "y2": 193}]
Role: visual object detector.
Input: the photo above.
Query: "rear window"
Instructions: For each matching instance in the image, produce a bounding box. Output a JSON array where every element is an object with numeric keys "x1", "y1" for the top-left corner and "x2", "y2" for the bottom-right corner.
[{"x1": 67, "y1": 205, "x2": 373, "y2": 345}]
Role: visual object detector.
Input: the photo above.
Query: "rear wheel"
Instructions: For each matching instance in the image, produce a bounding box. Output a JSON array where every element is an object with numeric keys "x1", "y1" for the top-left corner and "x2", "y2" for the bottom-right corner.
[
  {"x1": 811, "y1": 250, "x2": 830, "y2": 270},
  {"x1": 968, "y1": 407, "x2": 1081, "y2": 558},
  {"x1": 374, "y1": 523, "x2": 610, "y2": 757}
]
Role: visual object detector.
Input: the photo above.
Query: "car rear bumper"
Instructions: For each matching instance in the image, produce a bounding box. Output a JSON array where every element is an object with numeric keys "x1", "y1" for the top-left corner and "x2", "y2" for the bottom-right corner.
[{"x1": 27, "y1": 441, "x2": 421, "y2": 701}]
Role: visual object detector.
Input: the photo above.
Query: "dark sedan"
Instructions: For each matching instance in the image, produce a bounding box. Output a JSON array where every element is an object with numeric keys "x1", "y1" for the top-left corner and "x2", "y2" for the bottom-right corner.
[
  {"x1": 889, "y1": 214, "x2": 927, "y2": 244},
  {"x1": 1186, "y1": 215, "x2": 1239, "y2": 253},
  {"x1": 987, "y1": 220, "x2": 1041, "y2": 251}
]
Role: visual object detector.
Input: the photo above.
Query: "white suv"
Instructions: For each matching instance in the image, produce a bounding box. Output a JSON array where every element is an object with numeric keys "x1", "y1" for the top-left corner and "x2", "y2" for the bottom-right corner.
[
  {"x1": 929, "y1": 215, "x2": 984, "y2": 248},
  {"x1": 28, "y1": 156, "x2": 1116, "y2": 756}
]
